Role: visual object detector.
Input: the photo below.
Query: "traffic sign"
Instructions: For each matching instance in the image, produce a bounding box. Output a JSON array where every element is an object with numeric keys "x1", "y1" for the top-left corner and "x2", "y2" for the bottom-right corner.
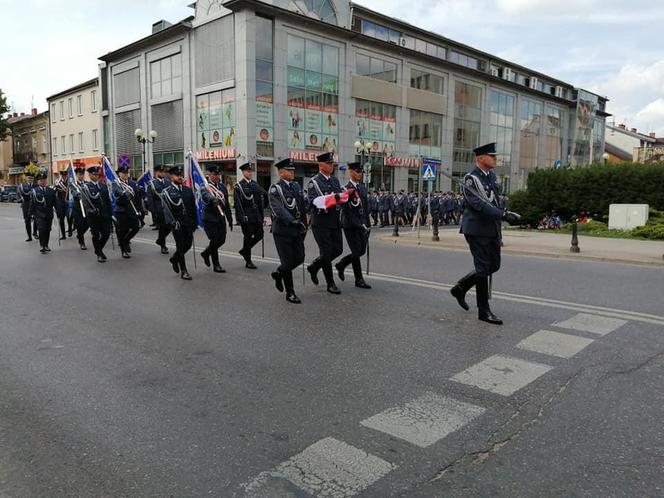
[
  {"x1": 338, "y1": 163, "x2": 347, "y2": 171},
  {"x1": 421, "y1": 157, "x2": 440, "y2": 182},
  {"x1": 554, "y1": 160, "x2": 562, "y2": 169}
]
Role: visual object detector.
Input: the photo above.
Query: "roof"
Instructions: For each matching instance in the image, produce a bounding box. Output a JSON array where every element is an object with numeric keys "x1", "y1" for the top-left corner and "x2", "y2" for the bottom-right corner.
[
  {"x1": 606, "y1": 124, "x2": 657, "y2": 143},
  {"x1": 47, "y1": 78, "x2": 98, "y2": 101},
  {"x1": 99, "y1": 17, "x2": 194, "y2": 62},
  {"x1": 604, "y1": 142, "x2": 632, "y2": 161}
]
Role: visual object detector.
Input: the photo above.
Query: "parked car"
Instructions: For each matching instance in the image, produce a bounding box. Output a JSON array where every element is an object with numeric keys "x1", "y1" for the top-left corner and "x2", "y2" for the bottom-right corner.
[{"x1": 0, "y1": 185, "x2": 19, "y2": 202}]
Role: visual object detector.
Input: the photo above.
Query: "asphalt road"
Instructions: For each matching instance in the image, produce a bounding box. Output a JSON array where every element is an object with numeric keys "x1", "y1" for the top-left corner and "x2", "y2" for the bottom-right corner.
[{"x1": 1, "y1": 202, "x2": 663, "y2": 498}]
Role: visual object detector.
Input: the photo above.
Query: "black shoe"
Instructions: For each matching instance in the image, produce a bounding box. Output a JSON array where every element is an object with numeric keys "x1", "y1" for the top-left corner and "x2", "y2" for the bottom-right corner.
[
  {"x1": 327, "y1": 283, "x2": 341, "y2": 295},
  {"x1": 245, "y1": 261, "x2": 257, "y2": 269},
  {"x1": 213, "y1": 265, "x2": 225, "y2": 273},
  {"x1": 126, "y1": 243, "x2": 131, "y2": 254},
  {"x1": 40, "y1": 248, "x2": 46, "y2": 254},
  {"x1": 59, "y1": 236, "x2": 66, "y2": 241},
  {"x1": 286, "y1": 292, "x2": 301, "y2": 304},
  {"x1": 45, "y1": 247, "x2": 51, "y2": 252},
  {"x1": 239, "y1": 248, "x2": 247, "y2": 260},
  {"x1": 355, "y1": 280, "x2": 372, "y2": 289},
  {"x1": 97, "y1": 255, "x2": 106, "y2": 263},
  {"x1": 160, "y1": 246, "x2": 169, "y2": 255},
  {"x1": 271, "y1": 271, "x2": 284, "y2": 292},
  {"x1": 99, "y1": 251, "x2": 107, "y2": 261},
  {"x1": 478, "y1": 309, "x2": 503, "y2": 325},
  {"x1": 80, "y1": 243, "x2": 87, "y2": 250},
  {"x1": 450, "y1": 285, "x2": 470, "y2": 311},
  {"x1": 26, "y1": 237, "x2": 32, "y2": 242},
  {"x1": 180, "y1": 271, "x2": 192, "y2": 280},
  {"x1": 122, "y1": 251, "x2": 131, "y2": 259},
  {"x1": 335, "y1": 263, "x2": 345, "y2": 282},
  {"x1": 169, "y1": 256, "x2": 180, "y2": 273},
  {"x1": 307, "y1": 264, "x2": 319, "y2": 285},
  {"x1": 201, "y1": 249, "x2": 211, "y2": 267},
  {"x1": 68, "y1": 230, "x2": 73, "y2": 237}
]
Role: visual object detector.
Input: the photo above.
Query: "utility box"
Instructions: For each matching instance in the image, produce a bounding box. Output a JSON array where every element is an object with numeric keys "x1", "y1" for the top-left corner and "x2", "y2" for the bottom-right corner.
[{"x1": 608, "y1": 204, "x2": 649, "y2": 230}]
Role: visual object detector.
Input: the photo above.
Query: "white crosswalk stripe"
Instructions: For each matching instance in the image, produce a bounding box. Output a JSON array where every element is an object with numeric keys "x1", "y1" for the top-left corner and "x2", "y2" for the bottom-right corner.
[
  {"x1": 552, "y1": 313, "x2": 627, "y2": 335},
  {"x1": 516, "y1": 329, "x2": 595, "y2": 359},
  {"x1": 360, "y1": 392, "x2": 485, "y2": 448}
]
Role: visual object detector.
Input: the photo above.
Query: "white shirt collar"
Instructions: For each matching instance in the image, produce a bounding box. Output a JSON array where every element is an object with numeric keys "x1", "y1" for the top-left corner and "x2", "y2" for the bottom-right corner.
[
  {"x1": 320, "y1": 172, "x2": 330, "y2": 180},
  {"x1": 350, "y1": 180, "x2": 358, "y2": 188}
]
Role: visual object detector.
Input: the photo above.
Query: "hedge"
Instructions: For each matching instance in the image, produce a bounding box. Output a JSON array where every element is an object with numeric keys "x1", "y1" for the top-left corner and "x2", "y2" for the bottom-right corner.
[{"x1": 508, "y1": 162, "x2": 664, "y2": 225}]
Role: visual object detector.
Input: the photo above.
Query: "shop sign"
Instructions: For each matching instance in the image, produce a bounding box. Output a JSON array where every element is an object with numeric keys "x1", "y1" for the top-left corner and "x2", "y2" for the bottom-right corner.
[
  {"x1": 384, "y1": 156, "x2": 421, "y2": 168},
  {"x1": 9, "y1": 166, "x2": 24, "y2": 175},
  {"x1": 288, "y1": 150, "x2": 339, "y2": 163},
  {"x1": 197, "y1": 148, "x2": 237, "y2": 161}
]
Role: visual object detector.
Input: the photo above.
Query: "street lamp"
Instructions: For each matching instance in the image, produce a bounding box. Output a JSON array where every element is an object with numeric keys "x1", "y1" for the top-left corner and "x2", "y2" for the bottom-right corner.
[
  {"x1": 354, "y1": 140, "x2": 374, "y2": 187},
  {"x1": 135, "y1": 128, "x2": 158, "y2": 174}
]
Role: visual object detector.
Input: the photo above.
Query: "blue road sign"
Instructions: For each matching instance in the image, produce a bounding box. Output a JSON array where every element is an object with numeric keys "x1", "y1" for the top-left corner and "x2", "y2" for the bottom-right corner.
[{"x1": 422, "y1": 157, "x2": 440, "y2": 181}]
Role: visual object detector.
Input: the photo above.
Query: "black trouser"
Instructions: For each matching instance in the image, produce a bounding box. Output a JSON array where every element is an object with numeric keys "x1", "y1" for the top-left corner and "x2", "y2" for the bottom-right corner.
[
  {"x1": 73, "y1": 208, "x2": 89, "y2": 244},
  {"x1": 274, "y1": 233, "x2": 305, "y2": 292},
  {"x1": 155, "y1": 211, "x2": 171, "y2": 248},
  {"x1": 338, "y1": 227, "x2": 368, "y2": 282},
  {"x1": 393, "y1": 212, "x2": 405, "y2": 226},
  {"x1": 310, "y1": 225, "x2": 343, "y2": 285},
  {"x1": 58, "y1": 213, "x2": 73, "y2": 238},
  {"x1": 462, "y1": 235, "x2": 501, "y2": 310},
  {"x1": 240, "y1": 222, "x2": 263, "y2": 259},
  {"x1": 172, "y1": 225, "x2": 194, "y2": 271},
  {"x1": 21, "y1": 204, "x2": 33, "y2": 238},
  {"x1": 203, "y1": 221, "x2": 227, "y2": 266},
  {"x1": 88, "y1": 215, "x2": 112, "y2": 255},
  {"x1": 35, "y1": 217, "x2": 52, "y2": 248},
  {"x1": 379, "y1": 211, "x2": 388, "y2": 226},
  {"x1": 115, "y1": 212, "x2": 140, "y2": 253},
  {"x1": 370, "y1": 211, "x2": 378, "y2": 226}
]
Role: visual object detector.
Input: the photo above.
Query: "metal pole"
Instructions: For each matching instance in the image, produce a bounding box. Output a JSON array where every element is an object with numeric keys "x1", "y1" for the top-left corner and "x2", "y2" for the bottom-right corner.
[{"x1": 570, "y1": 219, "x2": 580, "y2": 253}]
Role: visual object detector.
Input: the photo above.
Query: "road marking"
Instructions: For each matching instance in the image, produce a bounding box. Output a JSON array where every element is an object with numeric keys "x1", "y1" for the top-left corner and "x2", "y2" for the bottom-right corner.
[
  {"x1": 271, "y1": 437, "x2": 395, "y2": 498},
  {"x1": 132, "y1": 236, "x2": 664, "y2": 327},
  {"x1": 360, "y1": 392, "x2": 485, "y2": 448},
  {"x1": 516, "y1": 330, "x2": 595, "y2": 359},
  {"x1": 450, "y1": 355, "x2": 553, "y2": 396},
  {"x1": 552, "y1": 313, "x2": 627, "y2": 336}
]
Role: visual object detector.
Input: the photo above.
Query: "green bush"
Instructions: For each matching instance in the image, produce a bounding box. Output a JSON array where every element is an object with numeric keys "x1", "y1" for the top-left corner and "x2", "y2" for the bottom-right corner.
[
  {"x1": 509, "y1": 162, "x2": 664, "y2": 225},
  {"x1": 631, "y1": 220, "x2": 664, "y2": 240}
]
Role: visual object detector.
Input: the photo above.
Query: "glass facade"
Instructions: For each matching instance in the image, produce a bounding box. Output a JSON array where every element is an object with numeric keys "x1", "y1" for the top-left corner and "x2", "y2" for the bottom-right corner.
[
  {"x1": 150, "y1": 54, "x2": 182, "y2": 99},
  {"x1": 355, "y1": 99, "x2": 397, "y2": 191},
  {"x1": 518, "y1": 99, "x2": 543, "y2": 170},
  {"x1": 355, "y1": 53, "x2": 397, "y2": 83},
  {"x1": 453, "y1": 81, "x2": 482, "y2": 174},
  {"x1": 410, "y1": 69, "x2": 444, "y2": 94},
  {"x1": 196, "y1": 89, "x2": 236, "y2": 149},
  {"x1": 409, "y1": 110, "x2": 443, "y2": 159},
  {"x1": 543, "y1": 105, "x2": 565, "y2": 168},
  {"x1": 488, "y1": 90, "x2": 515, "y2": 181},
  {"x1": 256, "y1": 15, "x2": 274, "y2": 157},
  {"x1": 287, "y1": 34, "x2": 339, "y2": 154}
]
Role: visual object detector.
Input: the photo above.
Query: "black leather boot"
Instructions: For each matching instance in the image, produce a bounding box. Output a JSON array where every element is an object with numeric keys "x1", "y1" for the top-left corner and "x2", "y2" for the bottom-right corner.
[
  {"x1": 476, "y1": 276, "x2": 502, "y2": 325},
  {"x1": 450, "y1": 271, "x2": 477, "y2": 311}
]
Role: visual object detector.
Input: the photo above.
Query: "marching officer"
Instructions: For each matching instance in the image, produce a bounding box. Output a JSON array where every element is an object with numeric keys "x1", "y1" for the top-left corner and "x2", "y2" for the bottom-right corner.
[
  {"x1": 18, "y1": 172, "x2": 36, "y2": 241},
  {"x1": 234, "y1": 162, "x2": 265, "y2": 269},
  {"x1": 450, "y1": 142, "x2": 521, "y2": 325},
  {"x1": 112, "y1": 165, "x2": 141, "y2": 259},
  {"x1": 69, "y1": 166, "x2": 90, "y2": 250},
  {"x1": 150, "y1": 165, "x2": 172, "y2": 254},
  {"x1": 307, "y1": 151, "x2": 344, "y2": 294},
  {"x1": 336, "y1": 162, "x2": 371, "y2": 289},
  {"x1": 84, "y1": 166, "x2": 113, "y2": 263},
  {"x1": 368, "y1": 191, "x2": 379, "y2": 226},
  {"x1": 29, "y1": 172, "x2": 56, "y2": 253},
  {"x1": 269, "y1": 158, "x2": 306, "y2": 304},
  {"x1": 161, "y1": 166, "x2": 197, "y2": 280},
  {"x1": 200, "y1": 165, "x2": 233, "y2": 273},
  {"x1": 54, "y1": 169, "x2": 73, "y2": 240}
]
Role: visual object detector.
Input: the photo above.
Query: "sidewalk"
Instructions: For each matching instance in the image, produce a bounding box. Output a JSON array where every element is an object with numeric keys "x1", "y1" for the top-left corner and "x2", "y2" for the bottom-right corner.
[{"x1": 377, "y1": 226, "x2": 664, "y2": 266}]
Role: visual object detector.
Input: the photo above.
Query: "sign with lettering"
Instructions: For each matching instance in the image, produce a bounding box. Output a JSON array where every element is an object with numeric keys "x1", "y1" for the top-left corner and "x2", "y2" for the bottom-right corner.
[
  {"x1": 197, "y1": 147, "x2": 237, "y2": 161},
  {"x1": 384, "y1": 156, "x2": 421, "y2": 168},
  {"x1": 289, "y1": 150, "x2": 339, "y2": 163}
]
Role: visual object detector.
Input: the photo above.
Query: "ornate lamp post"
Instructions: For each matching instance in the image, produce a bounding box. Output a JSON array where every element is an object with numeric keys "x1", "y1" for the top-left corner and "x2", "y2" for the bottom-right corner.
[{"x1": 134, "y1": 128, "x2": 158, "y2": 174}]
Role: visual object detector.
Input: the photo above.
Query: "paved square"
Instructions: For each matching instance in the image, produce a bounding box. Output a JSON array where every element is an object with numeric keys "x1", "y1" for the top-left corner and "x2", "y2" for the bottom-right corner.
[
  {"x1": 552, "y1": 313, "x2": 627, "y2": 335},
  {"x1": 516, "y1": 330, "x2": 595, "y2": 358},
  {"x1": 360, "y1": 392, "x2": 485, "y2": 448},
  {"x1": 450, "y1": 355, "x2": 553, "y2": 396},
  {"x1": 276, "y1": 437, "x2": 396, "y2": 498}
]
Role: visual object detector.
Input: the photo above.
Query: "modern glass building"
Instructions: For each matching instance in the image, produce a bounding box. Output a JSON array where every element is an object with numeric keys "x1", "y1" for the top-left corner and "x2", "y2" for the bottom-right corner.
[{"x1": 98, "y1": 0, "x2": 609, "y2": 193}]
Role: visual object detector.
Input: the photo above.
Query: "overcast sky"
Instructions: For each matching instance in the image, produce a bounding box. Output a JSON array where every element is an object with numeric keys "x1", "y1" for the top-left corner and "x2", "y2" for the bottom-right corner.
[{"x1": 1, "y1": 0, "x2": 661, "y2": 134}]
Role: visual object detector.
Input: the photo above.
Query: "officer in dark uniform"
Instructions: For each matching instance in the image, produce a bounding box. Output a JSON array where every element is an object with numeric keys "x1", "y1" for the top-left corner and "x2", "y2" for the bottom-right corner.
[
  {"x1": 336, "y1": 162, "x2": 371, "y2": 289},
  {"x1": 18, "y1": 172, "x2": 36, "y2": 241},
  {"x1": 161, "y1": 166, "x2": 197, "y2": 280},
  {"x1": 269, "y1": 158, "x2": 306, "y2": 304},
  {"x1": 368, "y1": 191, "x2": 379, "y2": 226},
  {"x1": 307, "y1": 151, "x2": 344, "y2": 294},
  {"x1": 69, "y1": 166, "x2": 89, "y2": 250},
  {"x1": 29, "y1": 172, "x2": 56, "y2": 253},
  {"x1": 112, "y1": 165, "x2": 141, "y2": 259},
  {"x1": 200, "y1": 165, "x2": 233, "y2": 273},
  {"x1": 430, "y1": 191, "x2": 441, "y2": 232},
  {"x1": 450, "y1": 142, "x2": 520, "y2": 325},
  {"x1": 150, "y1": 165, "x2": 172, "y2": 254},
  {"x1": 53, "y1": 169, "x2": 73, "y2": 240},
  {"x1": 234, "y1": 162, "x2": 264, "y2": 269},
  {"x1": 393, "y1": 190, "x2": 406, "y2": 227},
  {"x1": 84, "y1": 166, "x2": 113, "y2": 263}
]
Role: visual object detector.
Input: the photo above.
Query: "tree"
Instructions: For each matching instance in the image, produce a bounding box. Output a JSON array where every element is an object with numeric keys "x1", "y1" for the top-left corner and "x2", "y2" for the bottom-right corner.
[{"x1": 0, "y1": 89, "x2": 10, "y2": 141}]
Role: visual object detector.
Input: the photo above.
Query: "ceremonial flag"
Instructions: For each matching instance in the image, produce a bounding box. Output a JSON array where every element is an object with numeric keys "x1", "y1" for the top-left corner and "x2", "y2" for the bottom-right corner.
[
  {"x1": 136, "y1": 170, "x2": 152, "y2": 194},
  {"x1": 66, "y1": 160, "x2": 76, "y2": 214},
  {"x1": 187, "y1": 152, "x2": 207, "y2": 228},
  {"x1": 313, "y1": 189, "x2": 354, "y2": 210},
  {"x1": 101, "y1": 155, "x2": 117, "y2": 216}
]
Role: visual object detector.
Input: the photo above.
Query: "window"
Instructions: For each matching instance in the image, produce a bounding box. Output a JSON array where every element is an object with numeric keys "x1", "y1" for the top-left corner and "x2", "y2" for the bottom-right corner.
[
  {"x1": 53, "y1": 137, "x2": 58, "y2": 156},
  {"x1": 256, "y1": 15, "x2": 274, "y2": 154},
  {"x1": 69, "y1": 134, "x2": 74, "y2": 152},
  {"x1": 51, "y1": 103, "x2": 56, "y2": 123},
  {"x1": 449, "y1": 51, "x2": 479, "y2": 70},
  {"x1": 518, "y1": 99, "x2": 543, "y2": 171},
  {"x1": 68, "y1": 98, "x2": 73, "y2": 118},
  {"x1": 150, "y1": 53, "x2": 182, "y2": 99},
  {"x1": 410, "y1": 69, "x2": 444, "y2": 94},
  {"x1": 355, "y1": 53, "x2": 397, "y2": 83},
  {"x1": 92, "y1": 129, "x2": 99, "y2": 150},
  {"x1": 489, "y1": 90, "x2": 515, "y2": 176},
  {"x1": 113, "y1": 67, "x2": 140, "y2": 107},
  {"x1": 543, "y1": 105, "x2": 565, "y2": 168},
  {"x1": 195, "y1": 15, "x2": 234, "y2": 87},
  {"x1": 453, "y1": 81, "x2": 482, "y2": 173},
  {"x1": 355, "y1": 99, "x2": 397, "y2": 190},
  {"x1": 91, "y1": 90, "x2": 97, "y2": 112},
  {"x1": 196, "y1": 89, "x2": 235, "y2": 149},
  {"x1": 78, "y1": 132, "x2": 84, "y2": 152},
  {"x1": 61, "y1": 135, "x2": 66, "y2": 153},
  {"x1": 409, "y1": 110, "x2": 443, "y2": 159},
  {"x1": 59, "y1": 101, "x2": 64, "y2": 120},
  {"x1": 77, "y1": 95, "x2": 82, "y2": 115},
  {"x1": 287, "y1": 34, "x2": 339, "y2": 153},
  {"x1": 360, "y1": 20, "x2": 401, "y2": 44}
]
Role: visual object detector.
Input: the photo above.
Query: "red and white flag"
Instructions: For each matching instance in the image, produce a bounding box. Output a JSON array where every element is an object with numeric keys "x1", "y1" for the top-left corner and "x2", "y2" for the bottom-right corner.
[{"x1": 313, "y1": 188, "x2": 355, "y2": 210}]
